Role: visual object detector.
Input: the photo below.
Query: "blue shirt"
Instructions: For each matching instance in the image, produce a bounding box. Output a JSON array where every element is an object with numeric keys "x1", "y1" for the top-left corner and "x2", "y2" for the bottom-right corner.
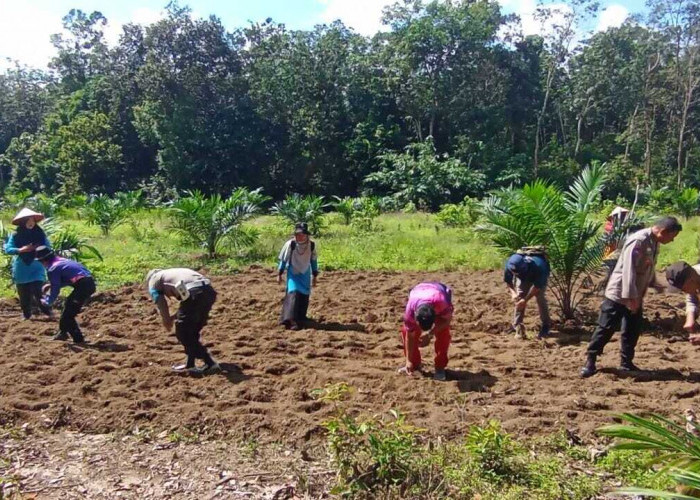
[
  {"x1": 504, "y1": 255, "x2": 550, "y2": 289},
  {"x1": 3, "y1": 233, "x2": 51, "y2": 284},
  {"x1": 45, "y1": 257, "x2": 92, "y2": 305}
]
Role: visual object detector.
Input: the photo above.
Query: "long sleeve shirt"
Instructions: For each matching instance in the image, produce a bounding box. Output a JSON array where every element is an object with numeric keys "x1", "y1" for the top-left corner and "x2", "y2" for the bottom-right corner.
[
  {"x1": 45, "y1": 257, "x2": 92, "y2": 305},
  {"x1": 4, "y1": 233, "x2": 50, "y2": 284},
  {"x1": 403, "y1": 282, "x2": 453, "y2": 332},
  {"x1": 605, "y1": 228, "x2": 658, "y2": 304},
  {"x1": 685, "y1": 264, "x2": 700, "y2": 317}
]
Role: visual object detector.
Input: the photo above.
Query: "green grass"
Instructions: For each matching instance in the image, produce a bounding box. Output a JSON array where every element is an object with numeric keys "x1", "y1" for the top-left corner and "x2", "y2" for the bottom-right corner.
[
  {"x1": 316, "y1": 400, "x2": 677, "y2": 500},
  {"x1": 2, "y1": 209, "x2": 700, "y2": 299}
]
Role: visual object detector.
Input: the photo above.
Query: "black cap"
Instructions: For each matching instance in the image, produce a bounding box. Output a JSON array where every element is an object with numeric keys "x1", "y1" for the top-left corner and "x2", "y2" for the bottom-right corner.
[
  {"x1": 665, "y1": 261, "x2": 695, "y2": 290},
  {"x1": 294, "y1": 222, "x2": 310, "y2": 235},
  {"x1": 35, "y1": 245, "x2": 55, "y2": 261}
]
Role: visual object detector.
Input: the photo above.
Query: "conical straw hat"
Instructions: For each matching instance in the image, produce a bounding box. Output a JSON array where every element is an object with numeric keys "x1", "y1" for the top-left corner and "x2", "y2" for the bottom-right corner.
[{"x1": 11, "y1": 207, "x2": 45, "y2": 225}]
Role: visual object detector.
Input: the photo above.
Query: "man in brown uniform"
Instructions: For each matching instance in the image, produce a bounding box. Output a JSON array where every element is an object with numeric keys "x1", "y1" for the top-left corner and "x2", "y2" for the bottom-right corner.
[
  {"x1": 146, "y1": 268, "x2": 220, "y2": 374},
  {"x1": 580, "y1": 217, "x2": 683, "y2": 378}
]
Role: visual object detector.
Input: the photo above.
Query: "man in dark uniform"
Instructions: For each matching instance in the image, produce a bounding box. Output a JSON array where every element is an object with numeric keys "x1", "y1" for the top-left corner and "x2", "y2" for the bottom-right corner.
[{"x1": 146, "y1": 268, "x2": 220, "y2": 374}]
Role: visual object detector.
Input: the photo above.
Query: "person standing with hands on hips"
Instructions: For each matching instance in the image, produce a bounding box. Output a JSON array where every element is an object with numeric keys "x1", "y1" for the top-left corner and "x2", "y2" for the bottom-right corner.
[
  {"x1": 4, "y1": 208, "x2": 53, "y2": 320},
  {"x1": 277, "y1": 222, "x2": 318, "y2": 331}
]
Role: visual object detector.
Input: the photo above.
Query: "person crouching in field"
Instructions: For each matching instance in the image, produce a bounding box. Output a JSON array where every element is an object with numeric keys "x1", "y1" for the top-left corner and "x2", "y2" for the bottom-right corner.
[
  {"x1": 277, "y1": 222, "x2": 318, "y2": 331},
  {"x1": 36, "y1": 246, "x2": 95, "y2": 343},
  {"x1": 504, "y1": 249, "x2": 551, "y2": 339},
  {"x1": 665, "y1": 261, "x2": 700, "y2": 345},
  {"x1": 4, "y1": 208, "x2": 53, "y2": 320},
  {"x1": 146, "y1": 268, "x2": 220, "y2": 374},
  {"x1": 399, "y1": 282, "x2": 453, "y2": 381},
  {"x1": 580, "y1": 217, "x2": 682, "y2": 378}
]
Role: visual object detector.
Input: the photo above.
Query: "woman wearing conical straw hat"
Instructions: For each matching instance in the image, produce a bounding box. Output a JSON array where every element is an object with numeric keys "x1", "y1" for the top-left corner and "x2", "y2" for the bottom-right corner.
[{"x1": 4, "y1": 208, "x2": 53, "y2": 320}]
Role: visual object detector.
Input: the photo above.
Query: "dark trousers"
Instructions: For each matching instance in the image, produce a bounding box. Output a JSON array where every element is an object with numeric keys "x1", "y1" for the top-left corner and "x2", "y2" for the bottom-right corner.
[
  {"x1": 176, "y1": 285, "x2": 216, "y2": 367},
  {"x1": 60, "y1": 277, "x2": 96, "y2": 342},
  {"x1": 587, "y1": 298, "x2": 643, "y2": 363},
  {"x1": 280, "y1": 292, "x2": 309, "y2": 325},
  {"x1": 17, "y1": 281, "x2": 51, "y2": 319}
]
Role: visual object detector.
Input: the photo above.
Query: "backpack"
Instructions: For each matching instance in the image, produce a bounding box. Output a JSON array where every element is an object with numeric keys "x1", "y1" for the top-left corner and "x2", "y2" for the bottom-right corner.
[
  {"x1": 517, "y1": 246, "x2": 548, "y2": 261},
  {"x1": 287, "y1": 240, "x2": 315, "y2": 265}
]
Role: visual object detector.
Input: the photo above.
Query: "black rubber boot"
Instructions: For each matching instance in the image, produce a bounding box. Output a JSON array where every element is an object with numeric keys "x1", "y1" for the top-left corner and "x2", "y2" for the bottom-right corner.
[
  {"x1": 619, "y1": 360, "x2": 641, "y2": 372},
  {"x1": 52, "y1": 331, "x2": 69, "y2": 341},
  {"x1": 580, "y1": 354, "x2": 597, "y2": 378}
]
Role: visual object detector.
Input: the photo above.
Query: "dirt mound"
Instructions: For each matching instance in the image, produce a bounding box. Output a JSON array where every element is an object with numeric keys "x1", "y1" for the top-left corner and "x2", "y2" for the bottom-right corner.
[{"x1": 1, "y1": 267, "x2": 698, "y2": 443}]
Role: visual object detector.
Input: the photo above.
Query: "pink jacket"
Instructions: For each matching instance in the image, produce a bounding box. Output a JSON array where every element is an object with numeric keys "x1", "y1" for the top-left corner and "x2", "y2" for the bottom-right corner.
[{"x1": 403, "y1": 282, "x2": 453, "y2": 332}]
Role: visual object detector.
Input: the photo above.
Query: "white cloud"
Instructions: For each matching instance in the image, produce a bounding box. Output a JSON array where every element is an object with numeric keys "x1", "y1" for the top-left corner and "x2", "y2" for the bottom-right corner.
[
  {"x1": 498, "y1": 0, "x2": 574, "y2": 38},
  {"x1": 317, "y1": 0, "x2": 394, "y2": 35},
  {"x1": 0, "y1": 1, "x2": 62, "y2": 70},
  {"x1": 0, "y1": 4, "x2": 166, "y2": 70},
  {"x1": 596, "y1": 4, "x2": 629, "y2": 32}
]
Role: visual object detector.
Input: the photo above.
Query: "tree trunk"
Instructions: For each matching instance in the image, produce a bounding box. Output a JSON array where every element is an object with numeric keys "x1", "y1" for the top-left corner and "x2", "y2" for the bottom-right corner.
[
  {"x1": 575, "y1": 96, "x2": 593, "y2": 158},
  {"x1": 644, "y1": 105, "x2": 656, "y2": 181},
  {"x1": 624, "y1": 104, "x2": 639, "y2": 161},
  {"x1": 534, "y1": 64, "x2": 555, "y2": 177},
  {"x1": 677, "y1": 69, "x2": 698, "y2": 187},
  {"x1": 558, "y1": 106, "x2": 567, "y2": 147}
]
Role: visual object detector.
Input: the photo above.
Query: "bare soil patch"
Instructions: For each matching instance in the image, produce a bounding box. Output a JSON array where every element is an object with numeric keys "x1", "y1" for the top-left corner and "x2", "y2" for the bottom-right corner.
[{"x1": 0, "y1": 267, "x2": 698, "y2": 444}]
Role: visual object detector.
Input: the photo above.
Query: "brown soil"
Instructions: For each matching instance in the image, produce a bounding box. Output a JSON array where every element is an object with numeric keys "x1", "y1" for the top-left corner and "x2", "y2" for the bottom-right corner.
[{"x1": 1, "y1": 267, "x2": 698, "y2": 444}]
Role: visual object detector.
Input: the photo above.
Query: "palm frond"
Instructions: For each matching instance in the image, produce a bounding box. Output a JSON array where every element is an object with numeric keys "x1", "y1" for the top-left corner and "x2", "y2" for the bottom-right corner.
[{"x1": 565, "y1": 162, "x2": 607, "y2": 213}]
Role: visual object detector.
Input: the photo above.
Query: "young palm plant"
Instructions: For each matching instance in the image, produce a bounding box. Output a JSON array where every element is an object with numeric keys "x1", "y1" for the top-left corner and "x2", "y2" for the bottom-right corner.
[
  {"x1": 81, "y1": 194, "x2": 130, "y2": 236},
  {"x1": 598, "y1": 413, "x2": 700, "y2": 499},
  {"x1": 675, "y1": 187, "x2": 700, "y2": 220},
  {"x1": 42, "y1": 219, "x2": 103, "y2": 262},
  {"x1": 478, "y1": 163, "x2": 608, "y2": 319},
  {"x1": 333, "y1": 196, "x2": 356, "y2": 225},
  {"x1": 169, "y1": 188, "x2": 264, "y2": 258},
  {"x1": 272, "y1": 194, "x2": 328, "y2": 234}
]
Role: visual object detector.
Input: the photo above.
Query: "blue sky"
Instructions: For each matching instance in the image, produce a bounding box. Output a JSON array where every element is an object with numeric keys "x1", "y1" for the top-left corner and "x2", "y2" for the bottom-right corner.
[{"x1": 0, "y1": 0, "x2": 649, "y2": 69}]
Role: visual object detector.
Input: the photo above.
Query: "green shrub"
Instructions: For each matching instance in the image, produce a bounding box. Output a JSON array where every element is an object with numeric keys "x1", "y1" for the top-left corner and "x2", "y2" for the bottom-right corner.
[
  {"x1": 323, "y1": 409, "x2": 424, "y2": 496},
  {"x1": 437, "y1": 197, "x2": 480, "y2": 228},
  {"x1": 676, "y1": 187, "x2": 700, "y2": 219},
  {"x1": 170, "y1": 188, "x2": 264, "y2": 258},
  {"x1": 350, "y1": 197, "x2": 380, "y2": 232},
  {"x1": 465, "y1": 420, "x2": 525, "y2": 483}
]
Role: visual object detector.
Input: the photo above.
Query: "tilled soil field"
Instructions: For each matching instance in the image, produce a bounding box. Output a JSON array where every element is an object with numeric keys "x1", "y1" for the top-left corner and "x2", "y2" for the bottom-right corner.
[{"x1": 1, "y1": 267, "x2": 699, "y2": 443}]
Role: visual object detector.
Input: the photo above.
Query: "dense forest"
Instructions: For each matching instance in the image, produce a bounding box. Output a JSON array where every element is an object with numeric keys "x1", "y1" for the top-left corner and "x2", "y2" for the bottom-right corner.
[{"x1": 1, "y1": 0, "x2": 699, "y2": 207}]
